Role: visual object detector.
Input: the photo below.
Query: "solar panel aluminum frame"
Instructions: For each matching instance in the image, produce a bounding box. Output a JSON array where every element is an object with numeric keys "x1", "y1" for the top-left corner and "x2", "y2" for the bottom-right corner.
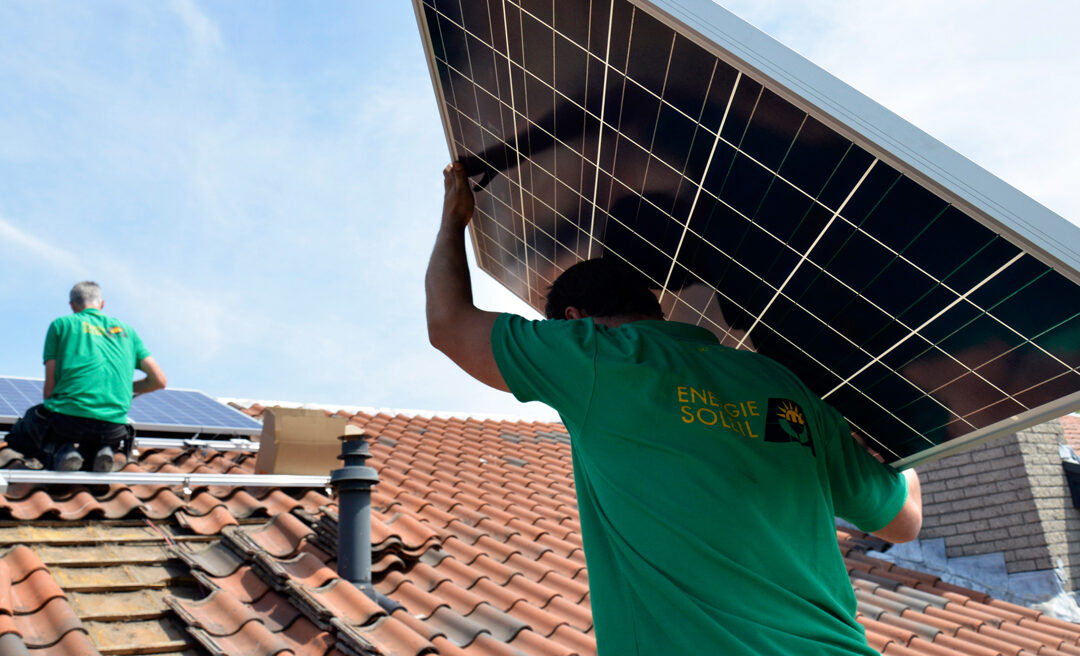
[
  {"x1": 0, "y1": 470, "x2": 328, "y2": 496},
  {"x1": 412, "y1": 0, "x2": 1080, "y2": 469}
]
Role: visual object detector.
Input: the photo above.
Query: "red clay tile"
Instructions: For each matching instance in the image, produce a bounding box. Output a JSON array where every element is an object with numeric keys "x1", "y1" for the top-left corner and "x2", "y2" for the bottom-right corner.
[
  {"x1": 1028, "y1": 616, "x2": 1080, "y2": 644},
  {"x1": 0, "y1": 613, "x2": 16, "y2": 638},
  {"x1": 250, "y1": 590, "x2": 303, "y2": 633},
  {"x1": 391, "y1": 581, "x2": 448, "y2": 618},
  {"x1": 537, "y1": 572, "x2": 589, "y2": 605},
  {"x1": 432, "y1": 554, "x2": 483, "y2": 589},
  {"x1": 956, "y1": 626, "x2": 1023, "y2": 655},
  {"x1": 1, "y1": 546, "x2": 46, "y2": 583},
  {"x1": 302, "y1": 579, "x2": 385, "y2": 626},
  {"x1": 13, "y1": 569, "x2": 66, "y2": 613},
  {"x1": 512, "y1": 626, "x2": 588, "y2": 656},
  {"x1": 976, "y1": 624, "x2": 1045, "y2": 654},
  {"x1": 275, "y1": 552, "x2": 337, "y2": 589},
  {"x1": 170, "y1": 589, "x2": 259, "y2": 635},
  {"x1": 190, "y1": 619, "x2": 293, "y2": 655},
  {"x1": 244, "y1": 513, "x2": 314, "y2": 558},
  {"x1": 381, "y1": 512, "x2": 441, "y2": 552},
  {"x1": 502, "y1": 574, "x2": 559, "y2": 608},
  {"x1": 356, "y1": 613, "x2": 438, "y2": 656},
  {"x1": 469, "y1": 554, "x2": 516, "y2": 586},
  {"x1": 177, "y1": 505, "x2": 240, "y2": 534},
  {"x1": 857, "y1": 616, "x2": 916, "y2": 648},
  {"x1": 542, "y1": 596, "x2": 592, "y2": 632},
  {"x1": 430, "y1": 581, "x2": 485, "y2": 615},
  {"x1": 207, "y1": 565, "x2": 271, "y2": 604},
  {"x1": 504, "y1": 553, "x2": 553, "y2": 582},
  {"x1": 17, "y1": 597, "x2": 84, "y2": 648},
  {"x1": 28, "y1": 627, "x2": 98, "y2": 656},
  {"x1": 469, "y1": 577, "x2": 527, "y2": 612},
  {"x1": 901, "y1": 637, "x2": 964, "y2": 656}
]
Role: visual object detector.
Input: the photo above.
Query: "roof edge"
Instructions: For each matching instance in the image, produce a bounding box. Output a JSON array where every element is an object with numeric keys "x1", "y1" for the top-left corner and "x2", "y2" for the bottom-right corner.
[{"x1": 218, "y1": 397, "x2": 563, "y2": 425}]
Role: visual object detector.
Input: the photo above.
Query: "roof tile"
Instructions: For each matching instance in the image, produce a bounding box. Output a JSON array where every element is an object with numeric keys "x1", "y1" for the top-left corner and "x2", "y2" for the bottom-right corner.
[
  {"x1": 17, "y1": 596, "x2": 86, "y2": 648},
  {"x1": 7, "y1": 408, "x2": 1080, "y2": 655}
]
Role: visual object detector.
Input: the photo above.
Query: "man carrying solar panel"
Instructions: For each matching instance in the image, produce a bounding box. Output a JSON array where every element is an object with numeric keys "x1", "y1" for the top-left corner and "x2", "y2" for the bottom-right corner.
[
  {"x1": 5, "y1": 281, "x2": 167, "y2": 472},
  {"x1": 426, "y1": 161, "x2": 923, "y2": 654}
]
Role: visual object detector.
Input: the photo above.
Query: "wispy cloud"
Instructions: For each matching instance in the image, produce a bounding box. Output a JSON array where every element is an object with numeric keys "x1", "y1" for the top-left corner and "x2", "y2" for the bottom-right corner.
[
  {"x1": 168, "y1": 0, "x2": 221, "y2": 64},
  {"x1": 0, "y1": 214, "x2": 83, "y2": 275}
]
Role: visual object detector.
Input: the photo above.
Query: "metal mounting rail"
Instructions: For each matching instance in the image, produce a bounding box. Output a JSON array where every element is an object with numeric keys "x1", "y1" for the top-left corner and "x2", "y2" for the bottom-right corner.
[
  {"x1": 133, "y1": 437, "x2": 261, "y2": 452},
  {"x1": 0, "y1": 470, "x2": 329, "y2": 495}
]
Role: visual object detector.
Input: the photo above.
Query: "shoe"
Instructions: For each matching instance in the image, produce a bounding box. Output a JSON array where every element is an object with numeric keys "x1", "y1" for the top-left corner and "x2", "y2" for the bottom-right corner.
[
  {"x1": 93, "y1": 446, "x2": 115, "y2": 473},
  {"x1": 53, "y1": 444, "x2": 83, "y2": 471}
]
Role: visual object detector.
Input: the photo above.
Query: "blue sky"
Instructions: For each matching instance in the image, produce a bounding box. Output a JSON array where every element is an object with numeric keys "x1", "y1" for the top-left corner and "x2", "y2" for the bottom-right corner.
[{"x1": 1, "y1": 1, "x2": 1077, "y2": 420}]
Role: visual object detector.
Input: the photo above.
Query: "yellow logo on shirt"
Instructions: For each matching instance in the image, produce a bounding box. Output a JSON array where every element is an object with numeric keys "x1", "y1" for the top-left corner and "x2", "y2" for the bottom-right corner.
[
  {"x1": 82, "y1": 322, "x2": 106, "y2": 336},
  {"x1": 81, "y1": 322, "x2": 126, "y2": 338},
  {"x1": 676, "y1": 386, "x2": 760, "y2": 438}
]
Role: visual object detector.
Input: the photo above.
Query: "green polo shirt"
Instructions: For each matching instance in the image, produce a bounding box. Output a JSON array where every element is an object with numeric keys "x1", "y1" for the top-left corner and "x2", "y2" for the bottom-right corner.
[
  {"x1": 491, "y1": 314, "x2": 907, "y2": 655},
  {"x1": 43, "y1": 308, "x2": 151, "y2": 424}
]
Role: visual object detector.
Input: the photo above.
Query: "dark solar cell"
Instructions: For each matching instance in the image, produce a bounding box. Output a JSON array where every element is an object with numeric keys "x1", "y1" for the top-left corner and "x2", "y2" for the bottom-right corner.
[
  {"x1": 552, "y1": 0, "x2": 589, "y2": 50},
  {"x1": 625, "y1": 8, "x2": 672, "y2": 94},
  {"x1": 416, "y1": 0, "x2": 1080, "y2": 465}
]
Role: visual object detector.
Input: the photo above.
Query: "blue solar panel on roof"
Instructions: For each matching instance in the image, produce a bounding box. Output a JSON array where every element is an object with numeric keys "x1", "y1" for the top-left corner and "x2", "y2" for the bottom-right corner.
[
  {"x1": 413, "y1": 0, "x2": 1080, "y2": 467},
  {"x1": 0, "y1": 376, "x2": 261, "y2": 436}
]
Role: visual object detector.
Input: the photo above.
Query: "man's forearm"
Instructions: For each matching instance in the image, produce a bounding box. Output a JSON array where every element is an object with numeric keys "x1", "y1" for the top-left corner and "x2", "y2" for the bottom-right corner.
[
  {"x1": 424, "y1": 162, "x2": 509, "y2": 391},
  {"x1": 425, "y1": 222, "x2": 474, "y2": 332}
]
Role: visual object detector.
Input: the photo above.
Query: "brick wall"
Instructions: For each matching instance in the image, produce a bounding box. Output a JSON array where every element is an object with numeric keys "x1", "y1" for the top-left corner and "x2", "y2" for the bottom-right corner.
[{"x1": 916, "y1": 417, "x2": 1080, "y2": 589}]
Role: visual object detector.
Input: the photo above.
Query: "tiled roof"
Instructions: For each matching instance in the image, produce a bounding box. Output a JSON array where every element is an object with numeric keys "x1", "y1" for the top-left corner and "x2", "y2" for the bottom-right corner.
[{"x1": 3, "y1": 408, "x2": 1080, "y2": 655}]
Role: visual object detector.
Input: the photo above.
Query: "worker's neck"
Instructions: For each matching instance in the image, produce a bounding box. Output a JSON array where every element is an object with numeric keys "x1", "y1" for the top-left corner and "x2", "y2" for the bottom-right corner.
[{"x1": 591, "y1": 314, "x2": 662, "y2": 329}]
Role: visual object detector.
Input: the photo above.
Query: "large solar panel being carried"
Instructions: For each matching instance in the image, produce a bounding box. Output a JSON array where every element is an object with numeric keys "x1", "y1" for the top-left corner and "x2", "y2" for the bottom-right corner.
[
  {"x1": 0, "y1": 377, "x2": 262, "y2": 438},
  {"x1": 413, "y1": 0, "x2": 1080, "y2": 467}
]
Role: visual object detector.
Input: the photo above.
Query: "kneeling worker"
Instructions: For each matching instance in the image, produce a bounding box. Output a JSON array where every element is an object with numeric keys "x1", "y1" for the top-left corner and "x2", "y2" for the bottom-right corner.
[{"x1": 7, "y1": 281, "x2": 167, "y2": 471}]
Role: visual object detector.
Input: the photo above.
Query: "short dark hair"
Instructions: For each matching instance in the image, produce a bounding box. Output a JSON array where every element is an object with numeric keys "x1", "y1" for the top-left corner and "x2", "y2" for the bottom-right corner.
[{"x1": 545, "y1": 258, "x2": 663, "y2": 320}]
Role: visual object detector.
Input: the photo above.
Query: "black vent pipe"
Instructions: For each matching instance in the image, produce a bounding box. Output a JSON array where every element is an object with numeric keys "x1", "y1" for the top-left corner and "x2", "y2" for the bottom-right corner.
[{"x1": 330, "y1": 435, "x2": 404, "y2": 613}]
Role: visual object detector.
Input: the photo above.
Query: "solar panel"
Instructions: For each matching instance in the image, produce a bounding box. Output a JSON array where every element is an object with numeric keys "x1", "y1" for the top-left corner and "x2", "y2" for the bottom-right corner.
[
  {"x1": 413, "y1": 0, "x2": 1080, "y2": 467},
  {"x1": 0, "y1": 377, "x2": 262, "y2": 437}
]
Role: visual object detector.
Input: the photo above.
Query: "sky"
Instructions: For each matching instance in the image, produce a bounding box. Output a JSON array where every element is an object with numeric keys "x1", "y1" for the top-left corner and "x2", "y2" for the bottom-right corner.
[{"x1": 0, "y1": 1, "x2": 1077, "y2": 421}]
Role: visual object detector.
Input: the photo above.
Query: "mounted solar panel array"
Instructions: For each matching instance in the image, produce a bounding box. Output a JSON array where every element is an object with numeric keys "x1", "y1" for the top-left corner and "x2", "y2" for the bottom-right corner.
[
  {"x1": 0, "y1": 377, "x2": 262, "y2": 438},
  {"x1": 413, "y1": 0, "x2": 1080, "y2": 467}
]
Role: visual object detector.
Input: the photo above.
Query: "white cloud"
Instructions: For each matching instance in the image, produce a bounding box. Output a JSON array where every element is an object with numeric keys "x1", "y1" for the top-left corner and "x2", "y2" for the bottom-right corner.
[
  {"x1": 168, "y1": 0, "x2": 221, "y2": 63},
  {"x1": 0, "y1": 214, "x2": 82, "y2": 275}
]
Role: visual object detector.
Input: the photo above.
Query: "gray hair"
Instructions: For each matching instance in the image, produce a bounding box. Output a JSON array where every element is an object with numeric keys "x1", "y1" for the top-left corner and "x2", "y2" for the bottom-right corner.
[{"x1": 69, "y1": 281, "x2": 103, "y2": 308}]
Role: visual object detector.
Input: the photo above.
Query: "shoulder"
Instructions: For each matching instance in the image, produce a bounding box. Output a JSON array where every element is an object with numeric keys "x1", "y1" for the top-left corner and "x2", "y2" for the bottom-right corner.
[
  {"x1": 48, "y1": 314, "x2": 78, "y2": 330},
  {"x1": 495, "y1": 313, "x2": 598, "y2": 342}
]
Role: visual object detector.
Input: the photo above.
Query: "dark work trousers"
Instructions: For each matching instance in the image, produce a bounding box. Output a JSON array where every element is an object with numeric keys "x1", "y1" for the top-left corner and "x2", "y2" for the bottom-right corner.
[{"x1": 6, "y1": 404, "x2": 132, "y2": 470}]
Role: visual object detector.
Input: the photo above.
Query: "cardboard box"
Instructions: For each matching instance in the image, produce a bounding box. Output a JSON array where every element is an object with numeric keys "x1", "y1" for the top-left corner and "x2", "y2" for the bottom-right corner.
[{"x1": 254, "y1": 407, "x2": 363, "y2": 475}]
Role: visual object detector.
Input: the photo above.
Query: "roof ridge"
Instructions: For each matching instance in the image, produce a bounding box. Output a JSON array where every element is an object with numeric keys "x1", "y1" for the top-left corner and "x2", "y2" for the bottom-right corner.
[{"x1": 218, "y1": 397, "x2": 562, "y2": 424}]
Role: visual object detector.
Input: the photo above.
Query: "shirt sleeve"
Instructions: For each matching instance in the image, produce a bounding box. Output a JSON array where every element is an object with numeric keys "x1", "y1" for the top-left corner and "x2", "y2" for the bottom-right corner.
[
  {"x1": 822, "y1": 403, "x2": 908, "y2": 533},
  {"x1": 43, "y1": 320, "x2": 60, "y2": 363},
  {"x1": 490, "y1": 313, "x2": 598, "y2": 424},
  {"x1": 131, "y1": 328, "x2": 151, "y2": 368}
]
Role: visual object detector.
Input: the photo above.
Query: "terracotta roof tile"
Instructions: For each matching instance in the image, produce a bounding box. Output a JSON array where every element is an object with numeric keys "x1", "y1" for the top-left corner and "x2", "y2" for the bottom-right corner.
[
  {"x1": 7, "y1": 408, "x2": 1080, "y2": 655},
  {"x1": 26, "y1": 628, "x2": 100, "y2": 656},
  {"x1": 16, "y1": 596, "x2": 86, "y2": 648},
  {"x1": 176, "y1": 504, "x2": 240, "y2": 534}
]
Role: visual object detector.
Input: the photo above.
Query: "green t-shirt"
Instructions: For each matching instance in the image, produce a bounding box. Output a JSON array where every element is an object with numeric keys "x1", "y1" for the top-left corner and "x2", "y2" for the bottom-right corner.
[
  {"x1": 491, "y1": 314, "x2": 907, "y2": 655},
  {"x1": 43, "y1": 308, "x2": 151, "y2": 424}
]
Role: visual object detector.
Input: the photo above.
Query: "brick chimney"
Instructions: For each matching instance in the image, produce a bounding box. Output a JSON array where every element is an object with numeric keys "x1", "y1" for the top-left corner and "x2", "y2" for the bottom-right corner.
[{"x1": 896, "y1": 415, "x2": 1080, "y2": 601}]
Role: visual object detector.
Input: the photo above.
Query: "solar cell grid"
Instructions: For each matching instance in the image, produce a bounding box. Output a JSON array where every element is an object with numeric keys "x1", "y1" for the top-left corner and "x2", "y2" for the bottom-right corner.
[
  {"x1": 415, "y1": 0, "x2": 1080, "y2": 465},
  {"x1": 0, "y1": 377, "x2": 261, "y2": 437}
]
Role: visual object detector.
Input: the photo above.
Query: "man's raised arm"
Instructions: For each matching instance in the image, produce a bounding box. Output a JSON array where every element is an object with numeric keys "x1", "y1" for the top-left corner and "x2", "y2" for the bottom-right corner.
[{"x1": 425, "y1": 162, "x2": 508, "y2": 392}]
